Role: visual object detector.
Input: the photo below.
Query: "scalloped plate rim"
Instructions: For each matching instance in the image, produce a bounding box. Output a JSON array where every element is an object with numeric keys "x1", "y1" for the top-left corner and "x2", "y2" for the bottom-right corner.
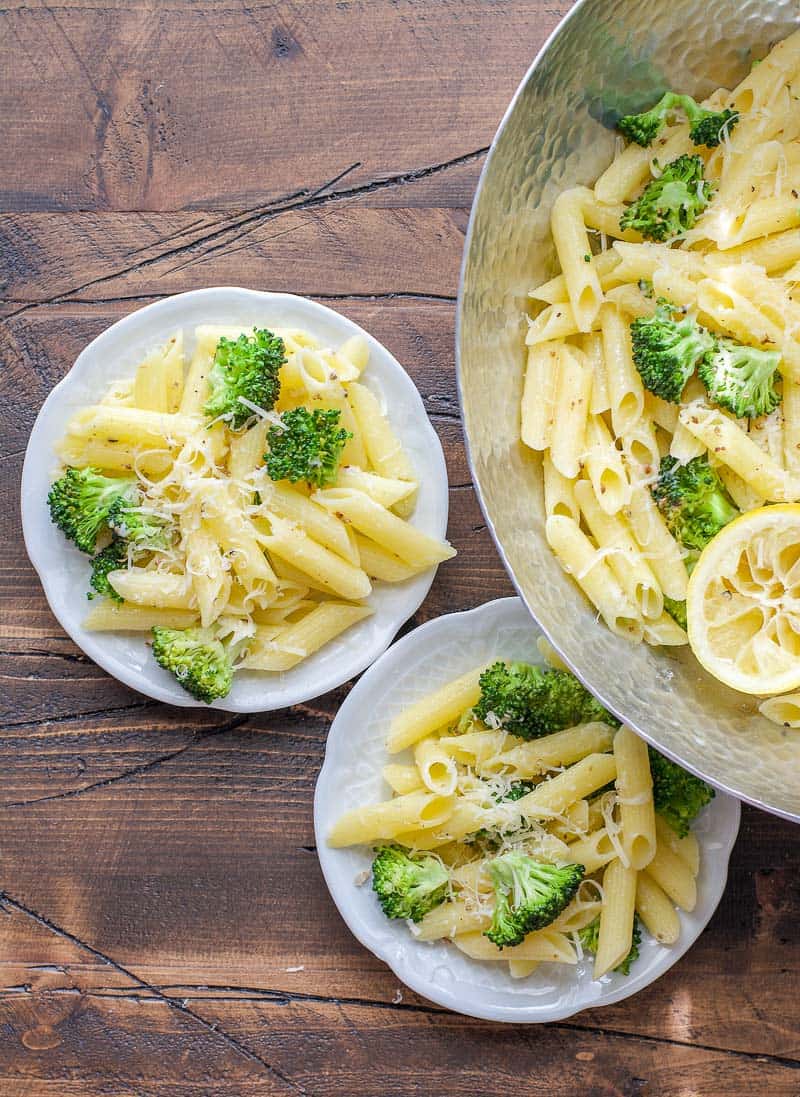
[
  {"x1": 314, "y1": 595, "x2": 741, "y2": 1022},
  {"x1": 20, "y1": 287, "x2": 450, "y2": 712}
]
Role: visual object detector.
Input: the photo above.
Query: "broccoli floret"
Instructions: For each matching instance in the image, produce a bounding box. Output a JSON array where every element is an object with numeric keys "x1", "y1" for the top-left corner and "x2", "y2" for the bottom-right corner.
[
  {"x1": 474, "y1": 661, "x2": 619, "y2": 741},
  {"x1": 663, "y1": 596, "x2": 688, "y2": 631},
  {"x1": 371, "y1": 845, "x2": 449, "y2": 923},
  {"x1": 151, "y1": 626, "x2": 235, "y2": 703},
  {"x1": 485, "y1": 853, "x2": 585, "y2": 948},
  {"x1": 651, "y1": 455, "x2": 738, "y2": 553},
  {"x1": 630, "y1": 300, "x2": 716, "y2": 403},
  {"x1": 697, "y1": 338, "x2": 782, "y2": 420},
  {"x1": 579, "y1": 914, "x2": 642, "y2": 975},
  {"x1": 618, "y1": 91, "x2": 738, "y2": 148},
  {"x1": 648, "y1": 746, "x2": 715, "y2": 837},
  {"x1": 107, "y1": 497, "x2": 170, "y2": 549},
  {"x1": 265, "y1": 406, "x2": 351, "y2": 488},
  {"x1": 88, "y1": 538, "x2": 127, "y2": 603},
  {"x1": 204, "y1": 327, "x2": 286, "y2": 429},
  {"x1": 48, "y1": 467, "x2": 138, "y2": 554},
  {"x1": 620, "y1": 155, "x2": 713, "y2": 242}
]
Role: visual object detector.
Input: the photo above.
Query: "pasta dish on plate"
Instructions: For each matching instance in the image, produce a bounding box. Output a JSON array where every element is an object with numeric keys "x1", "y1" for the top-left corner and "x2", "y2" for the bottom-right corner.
[
  {"x1": 45, "y1": 322, "x2": 454, "y2": 703},
  {"x1": 328, "y1": 640, "x2": 713, "y2": 981}
]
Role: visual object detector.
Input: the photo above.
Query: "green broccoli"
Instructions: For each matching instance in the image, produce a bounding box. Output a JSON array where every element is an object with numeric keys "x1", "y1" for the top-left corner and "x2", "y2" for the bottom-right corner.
[
  {"x1": 579, "y1": 915, "x2": 642, "y2": 975},
  {"x1": 265, "y1": 406, "x2": 351, "y2": 488},
  {"x1": 48, "y1": 467, "x2": 139, "y2": 554},
  {"x1": 697, "y1": 338, "x2": 782, "y2": 419},
  {"x1": 485, "y1": 853, "x2": 585, "y2": 948},
  {"x1": 630, "y1": 300, "x2": 716, "y2": 403},
  {"x1": 473, "y1": 661, "x2": 619, "y2": 741},
  {"x1": 620, "y1": 155, "x2": 714, "y2": 242},
  {"x1": 371, "y1": 845, "x2": 449, "y2": 922},
  {"x1": 618, "y1": 91, "x2": 739, "y2": 148},
  {"x1": 88, "y1": 538, "x2": 127, "y2": 603},
  {"x1": 651, "y1": 455, "x2": 738, "y2": 553},
  {"x1": 663, "y1": 596, "x2": 688, "y2": 631},
  {"x1": 204, "y1": 327, "x2": 286, "y2": 429},
  {"x1": 648, "y1": 746, "x2": 715, "y2": 837},
  {"x1": 107, "y1": 497, "x2": 170, "y2": 549},
  {"x1": 151, "y1": 626, "x2": 236, "y2": 703}
]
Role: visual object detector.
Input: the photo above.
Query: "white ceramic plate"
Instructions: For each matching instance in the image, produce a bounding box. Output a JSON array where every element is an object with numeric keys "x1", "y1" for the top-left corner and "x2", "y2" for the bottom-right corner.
[
  {"x1": 314, "y1": 596, "x2": 741, "y2": 1022},
  {"x1": 20, "y1": 288, "x2": 450, "y2": 712}
]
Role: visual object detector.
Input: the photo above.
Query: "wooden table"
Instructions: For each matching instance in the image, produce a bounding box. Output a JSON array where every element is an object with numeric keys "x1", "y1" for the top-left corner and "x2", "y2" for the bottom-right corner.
[{"x1": 1, "y1": 2, "x2": 798, "y2": 1093}]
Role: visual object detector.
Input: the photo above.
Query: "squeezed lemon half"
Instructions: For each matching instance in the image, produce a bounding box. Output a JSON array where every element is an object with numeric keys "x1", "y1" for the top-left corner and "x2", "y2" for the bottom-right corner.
[{"x1": 687, "y1": 504, "x2": 800, "y2": 695}]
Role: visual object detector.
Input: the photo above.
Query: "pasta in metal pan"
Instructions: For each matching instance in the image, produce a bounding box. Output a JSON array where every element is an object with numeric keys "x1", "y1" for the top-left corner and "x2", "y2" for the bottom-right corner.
[{"x1": 522, "y1": 29, "x2": 800, "y2": 720}]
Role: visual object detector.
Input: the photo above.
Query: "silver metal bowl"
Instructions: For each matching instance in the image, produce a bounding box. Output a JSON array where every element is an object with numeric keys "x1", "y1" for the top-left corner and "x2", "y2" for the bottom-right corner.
[{"x1": 457, "y1": 0, "x2": 800, "y2": 821}]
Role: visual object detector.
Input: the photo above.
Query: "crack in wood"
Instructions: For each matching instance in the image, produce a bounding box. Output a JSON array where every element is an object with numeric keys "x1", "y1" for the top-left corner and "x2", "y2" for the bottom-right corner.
[
  {"x1": 0, "y1": 893, "x2": 309, "y2": 1094},
  {"x1": 8, "y1": 977, "x2": 797, "y2": 1070},
  {"x1": 1, "y1": 713, "x2": 251, "y2": 809},
  {"x1": 2, "y1": 699, "x2": 155, "y2": 731},
  {"x1": 1, "y1": 291, "x2": 459, "y2": 308},
  {"x1": 0, "y1": 146, "x2": 487, "y2": 322}
]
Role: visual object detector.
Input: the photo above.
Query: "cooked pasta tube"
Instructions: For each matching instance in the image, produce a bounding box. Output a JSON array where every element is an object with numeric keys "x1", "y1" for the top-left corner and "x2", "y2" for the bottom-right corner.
[
  {"x1": 521, "y1": 342, "x2": 560, "y2": 450},
  {"x1": 574, "y1": 480, "x2": 662, "y2": 621},
  {"x1": 582, "y1": 414, "x2": 631, "y2": 515},
  {"x1": 242, "y1": 602, "x2": 372, "y2": 671},
  {"x1": 386, "y1": 665, "x2": 488, "y2": 753},
  {"x1": 600, "y1": 304, "x2": 645, "y2": 437},
  {"x1": 488, "y1": 722, "x2": 614, "y2": 778},
  {"x1": 759, "y1": 692, "x2": 800, "y2": 728},
  {"x1": 679, "y1": 404, "x2": 800, "y2": 502},
  {"x1": 83, "y1": 603, "x2": 199, "y2": 631},
  {"x1": 549, "y1": 345, "x2": 593, "y2": 480},
  {"x1": 583, "y1": 331, "x2": 610, "y2": 415},
  {"x1": 260, "y1": 514, "x2": 372, "y2": 601},
  {"x1": 312, "y1": 488, "x2": 455, "y2": 569},
  {"x1": 645, "y1": 843, "x2": 697, "y2": 912},
  {"x1": 335, "y1": 466, "x2": 416, "y2": 510},
  {"x1": 453, "y1": 929, "x2": 577, "y2": 965},
  {"x1": 550, "y1": 187, "x2": 604, "y2": 332},
  {"x1": 440, "y1": 729, "x2": 508, "y2": 767},
  {"x1": 593, "y1": 858, "x2": 638, "y2": 978},
  {"x1": 635, "y1": 872, "x2": 681, "y2": 945},
  {"x1": 66, "y1": 406, "x2": 202, "y2": 452},
  {"x1": 346, "y1": 381, "x2": 417, "y2": 515},
  {"x1": 414, "y1": 737, "x2": 459, "y2": 796},
  {"x1": 625, "y1": 484, "x2": 689, "y2": 601},
  {"x1": 133, "y1": 332, "x2": 184, "y2": 413},
  {"x1": 545, "y1": 515, "x2": 643, "y2": 641},
  {"x1": 566, "y1": 828, "x2": 617, "y2": 875},
  {"x1": 351, "y1": 534, "x2": 419, "y2": 583},
  {"x1": 227, "y1": 419, "x2": 269, "y2": 481},
  {"x1": 382, "y1": 763, "x2": 424, "y2": 796},
  {"x1": 327, "y1": 791, "x2": 455, "y2": 847},
  {"x1": 513, "y1": 752, "x2": 618, "y2": 820},
  {"x1": 539, "y1": 451, "x2": 579, "y2": 524},
  {"x1": 613, "y1": 727, "x2": 656, "y2": 871},
  {"x1": 655, "y1": 814, "x2": 700, "y2": 876},
  {"x1": 180, "y1": 512, "x2": 232, "y2": 628},
  {"x1": 415, "y1": 901, "x2": 490, "y2": 941},
  {"x1": 106, "y1": 569, "x2": 195, "y2": 610},
  {"x1": 255, "y1": 479, "x2": 358, "y2": 565}
]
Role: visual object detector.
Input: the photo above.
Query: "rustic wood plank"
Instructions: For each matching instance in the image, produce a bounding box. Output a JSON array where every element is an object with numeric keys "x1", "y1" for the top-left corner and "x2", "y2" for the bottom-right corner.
[
  {"x1": 0, "y1": 206, "x2": 468, "y2": 306},
  {"x1": 2, "y1": 972, "x2": 800, "y2": 1096},
  {"x1": 0, "y1": 0, "x2": 567, "y2": 213},
  {"x1": 1, "y1": 696, "x2": 798, "y2": 1062},
  {"x1": 3, "y1": 0, "x2": 800, "y2": 1090}
]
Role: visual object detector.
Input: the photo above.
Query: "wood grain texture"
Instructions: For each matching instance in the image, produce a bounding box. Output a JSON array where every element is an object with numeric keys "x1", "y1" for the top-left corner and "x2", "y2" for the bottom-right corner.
[{"x1": 2, "y1": 1, "x2": 799, "y2": 1094}]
